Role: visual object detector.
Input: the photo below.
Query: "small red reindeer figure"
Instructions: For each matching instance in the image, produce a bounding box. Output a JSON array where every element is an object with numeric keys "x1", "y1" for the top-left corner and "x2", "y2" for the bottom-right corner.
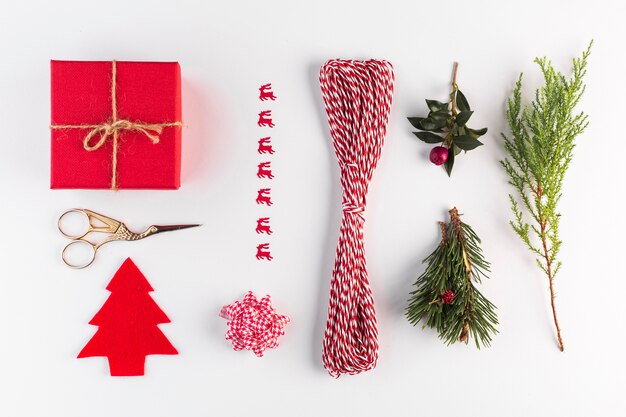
[
  {"x1": 257, "y1": 161, "x2": 274, "y2": 179},
  {"x1": 257, "y1": 110, "x2": 275, "y2": 128},
  {"x1": 259, "y1": 83, "x2": 277, "y2": 101},
  {"x1": 256, "y1": 243, "x2": 273, "y2": 261},
  {"x1": 255, "y1": 217, "x2": 273, "y2": 235},
  {"x1": 258, "y1": 137, "x2": 275, "y2": 155},
  {"x1": 256, "y1": 188, "x2": 273, "y2": 206}
]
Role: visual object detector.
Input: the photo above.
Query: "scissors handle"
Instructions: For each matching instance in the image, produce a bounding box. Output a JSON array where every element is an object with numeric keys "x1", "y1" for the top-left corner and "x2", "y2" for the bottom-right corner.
[
  {"x1": 61, "y1": 240, "x2": 97, "y2": 269},
  {"x1": 58, "y1": 209, "x2": 121, "y2": 239}
]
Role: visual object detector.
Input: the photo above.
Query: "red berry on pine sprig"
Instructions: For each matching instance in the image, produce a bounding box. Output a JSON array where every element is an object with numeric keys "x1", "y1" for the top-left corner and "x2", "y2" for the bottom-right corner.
[
  {"x1": 429, "y1": 146, "x2": 449, "y2": 166},
  {"x1": 442, "y1": 290, "x2": 455, "y2": 305}
]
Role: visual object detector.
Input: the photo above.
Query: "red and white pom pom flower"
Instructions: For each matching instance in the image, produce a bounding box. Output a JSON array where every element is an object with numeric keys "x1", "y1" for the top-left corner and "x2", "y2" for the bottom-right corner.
[{"x1": 219, "y1": 292, "x2": 290, "y2": 357}]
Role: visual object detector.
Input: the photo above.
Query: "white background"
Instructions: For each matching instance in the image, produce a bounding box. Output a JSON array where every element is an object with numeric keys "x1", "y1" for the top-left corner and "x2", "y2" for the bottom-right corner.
[{"x1": 0, "y1": 1, "x2": 624, "y2": 416}]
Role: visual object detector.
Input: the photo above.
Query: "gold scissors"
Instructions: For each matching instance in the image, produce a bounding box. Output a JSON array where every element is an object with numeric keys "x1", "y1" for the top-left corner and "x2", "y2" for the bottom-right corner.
[{"x1": 58, "y1": 209, "x2": 200, "y2": 269}]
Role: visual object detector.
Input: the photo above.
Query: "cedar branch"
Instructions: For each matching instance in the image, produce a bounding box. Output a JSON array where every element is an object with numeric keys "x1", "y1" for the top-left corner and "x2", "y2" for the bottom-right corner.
[{"x1": 501, "y1": 42, "x2": 591, "y2": 352}]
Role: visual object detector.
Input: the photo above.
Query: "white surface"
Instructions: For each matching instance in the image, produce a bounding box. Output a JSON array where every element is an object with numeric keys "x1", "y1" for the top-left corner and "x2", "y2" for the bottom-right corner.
[{"x1": 0, "y1": 1, "x2": 623, "y2": 416}]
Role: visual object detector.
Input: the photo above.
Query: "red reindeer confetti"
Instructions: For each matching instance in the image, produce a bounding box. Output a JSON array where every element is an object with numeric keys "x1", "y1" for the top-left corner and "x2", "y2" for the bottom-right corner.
[
  {"x1": 259, "y1": 83, "x2": 277, "y2": 101},
  {"x1": 255, "y1": 85, "x2": 277, "y2": 259},
  {"x1": 255, "y1": 217, "x2": 273, "y2": 235},
  {"x1": 255, "y1": 243, "x2": 273, "y2": 261},
  {"x1": 258, "y1": 137, "x2": 275, "y2": 154},
  {"x1": 256, "y1": 161, "x2": 274, "y2": 179},
  {"x1": 220, "y1": 292, "x2": 289, "y2": 356},
  {"x1": 256, "y1": 188, "x2": 273, "y2": 206},
  {"x1": 257, "y1": 110, "x2": 275, "y2": 128}
]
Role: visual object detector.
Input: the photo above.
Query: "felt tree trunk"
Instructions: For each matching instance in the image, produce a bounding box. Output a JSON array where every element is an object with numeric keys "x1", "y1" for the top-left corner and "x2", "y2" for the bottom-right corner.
[{"x1": 78, "y1": 258, "x2": 178, "y2": 376}]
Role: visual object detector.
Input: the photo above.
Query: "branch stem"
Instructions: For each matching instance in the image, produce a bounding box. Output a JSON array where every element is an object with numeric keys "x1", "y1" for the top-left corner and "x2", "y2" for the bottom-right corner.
[
  {"x1": 450, "y1": 62, "x2": 459, "y2": 115},
  {"x1": 540, "y1": 219, "x2": 565, "y2": 352},
  {"x1": 449, "y1": 207, "x2": 472, "y2": 344},
  {"x1": 452, "y1": 62, "x2": 459, "y2": 87},
  {"x1": 438, "y1": 221, "x2": 448, "y2": 244}
]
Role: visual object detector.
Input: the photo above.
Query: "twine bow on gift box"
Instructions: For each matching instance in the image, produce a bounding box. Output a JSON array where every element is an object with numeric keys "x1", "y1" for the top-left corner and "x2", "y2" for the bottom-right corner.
[{"x1": 50, "y1": 60, "x2": 182, "y2": 190}]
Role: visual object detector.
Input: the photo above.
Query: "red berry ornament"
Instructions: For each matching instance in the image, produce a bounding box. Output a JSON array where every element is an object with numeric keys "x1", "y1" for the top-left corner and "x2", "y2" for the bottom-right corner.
[
  {"x1": 442, "y1": 290, "x2": 455, "y2": 305},
  {"x1": 429, "y1": 146, "x2": 449, "y2": 166}
]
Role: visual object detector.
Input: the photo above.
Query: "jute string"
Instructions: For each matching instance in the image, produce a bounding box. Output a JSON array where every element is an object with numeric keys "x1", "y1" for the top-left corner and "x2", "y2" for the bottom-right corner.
[{"x1": 50, "y1": 60, "x2": 182, "y2": 190}]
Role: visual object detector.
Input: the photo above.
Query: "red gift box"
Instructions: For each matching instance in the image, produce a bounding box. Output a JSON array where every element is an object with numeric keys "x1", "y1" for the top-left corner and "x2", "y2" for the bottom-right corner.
[{"x1": 50, "y1": 60, "x2": 182, "y2": 190}]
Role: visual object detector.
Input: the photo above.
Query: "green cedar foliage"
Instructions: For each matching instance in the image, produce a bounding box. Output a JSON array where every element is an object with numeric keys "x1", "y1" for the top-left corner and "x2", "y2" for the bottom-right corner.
[
  {"x1": 406, "y1": 208, "x2": 498, "y2": 348},
  {"x1": 500, "y1": 42, "x2": 591, "y2": 351}
]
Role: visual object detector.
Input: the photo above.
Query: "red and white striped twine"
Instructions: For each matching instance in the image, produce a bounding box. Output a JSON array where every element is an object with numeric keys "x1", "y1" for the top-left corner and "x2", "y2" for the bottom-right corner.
[{"x1": 319, "y1": 59, "x2": 395, "y2": 377}]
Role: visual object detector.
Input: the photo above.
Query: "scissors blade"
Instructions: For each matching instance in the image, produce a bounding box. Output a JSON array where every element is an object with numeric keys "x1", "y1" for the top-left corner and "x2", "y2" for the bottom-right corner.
[{"x1": 152, "y1": 224, "x2": 201, "y2": 235}]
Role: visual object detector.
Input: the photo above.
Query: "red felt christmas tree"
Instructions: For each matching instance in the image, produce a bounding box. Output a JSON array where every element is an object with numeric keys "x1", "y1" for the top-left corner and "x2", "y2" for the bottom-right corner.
[{"x1": 78, "y1": 258, "x2": 178, "y2": 376}]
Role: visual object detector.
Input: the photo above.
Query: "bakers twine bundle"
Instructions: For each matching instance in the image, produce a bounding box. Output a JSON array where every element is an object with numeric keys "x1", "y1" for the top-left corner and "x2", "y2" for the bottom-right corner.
[{"x1": 319, "y1": 59, "x2": 395, "y2": 377}]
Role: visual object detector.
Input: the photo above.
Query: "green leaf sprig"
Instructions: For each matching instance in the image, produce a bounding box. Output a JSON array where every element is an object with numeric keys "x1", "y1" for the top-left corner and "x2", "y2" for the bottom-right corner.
[{"x1": 408, "y1": 63, "x2": 488, "y2": 176}]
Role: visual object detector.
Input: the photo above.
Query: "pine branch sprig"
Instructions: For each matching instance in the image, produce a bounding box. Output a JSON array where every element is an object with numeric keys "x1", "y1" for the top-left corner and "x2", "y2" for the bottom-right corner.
[
  {"x1": 500, "y1": 41, "x2": 592, "y2": 351},
  {"x1": 406, "y1": 208, "x2": 498, "y2": 348}
]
